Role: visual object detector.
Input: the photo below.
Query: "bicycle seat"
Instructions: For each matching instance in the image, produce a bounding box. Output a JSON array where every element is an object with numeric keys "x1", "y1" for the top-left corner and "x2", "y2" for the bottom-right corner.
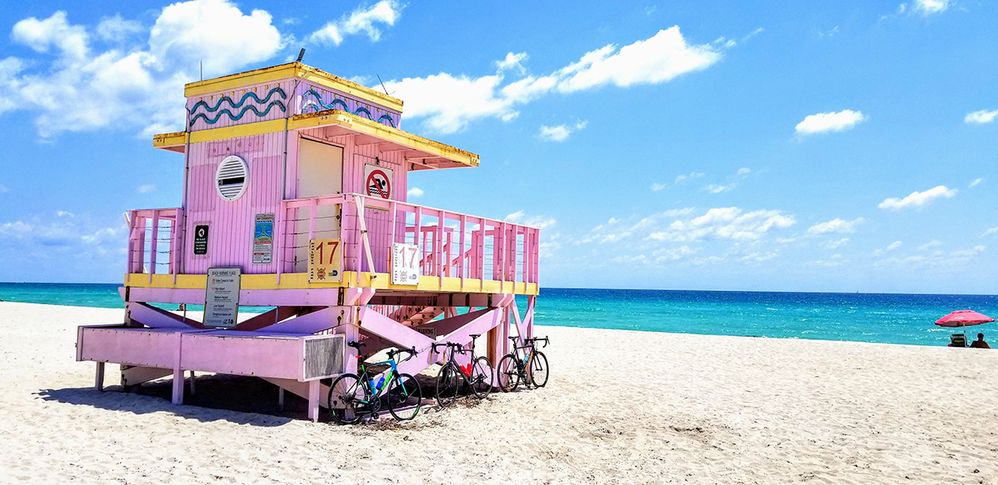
[{"x1": 469, "y1": 334, "x2": 480, "y2": 339}]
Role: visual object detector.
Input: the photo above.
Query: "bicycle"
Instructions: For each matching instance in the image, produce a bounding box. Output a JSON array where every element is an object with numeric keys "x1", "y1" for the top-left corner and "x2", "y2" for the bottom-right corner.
[
  {"x1": 432, "y1": 334, "x2": 493, "y2": 407},
  {"x1": 327, "y1": 341, "x2": 423, "y2": 424},
  {"x1": 497, "y1": 336, "x2": 549, "y2": 392}
]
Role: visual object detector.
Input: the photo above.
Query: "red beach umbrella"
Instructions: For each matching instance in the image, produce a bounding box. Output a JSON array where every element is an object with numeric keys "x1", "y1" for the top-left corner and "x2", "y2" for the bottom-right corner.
[{"x1": 935, "y1": 310, "x2": 995, "y2": 328}]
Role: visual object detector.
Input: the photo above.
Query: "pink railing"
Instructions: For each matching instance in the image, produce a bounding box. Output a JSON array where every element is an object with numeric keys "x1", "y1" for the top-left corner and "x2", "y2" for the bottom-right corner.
[
  {"x1": 126, "y1": 208, "x2": 185, "y2": 276},
  {"x1": 123, "y1": 195, "x2": 540, "y2": 287},
  {"x1": 279, "y1": 193, "x2": 540, "y2": 285}
]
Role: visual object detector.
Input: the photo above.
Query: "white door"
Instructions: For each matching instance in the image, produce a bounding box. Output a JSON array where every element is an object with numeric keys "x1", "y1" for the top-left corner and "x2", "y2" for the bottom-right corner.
[{"x1": 294, "y1": 138, "x2": 343, "y2": 272}]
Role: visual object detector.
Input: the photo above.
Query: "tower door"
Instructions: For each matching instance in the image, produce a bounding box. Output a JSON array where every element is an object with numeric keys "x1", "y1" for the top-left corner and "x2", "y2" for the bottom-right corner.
[{"x1": 294, "y1": 138, "x2": 344, "y2": 272}]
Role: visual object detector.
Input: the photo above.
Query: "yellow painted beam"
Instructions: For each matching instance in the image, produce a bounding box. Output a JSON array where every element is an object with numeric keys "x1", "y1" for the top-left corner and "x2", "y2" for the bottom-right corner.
[
  {"x1": 183, "y1": 62, "x2": 403, "y2": 112},
  {"x1": 289, "y1": 110, "x2": 479, "y2": 167},
  {"x1": 150, "y1": 110, "x2": 479, "y2": 168},
  {"x1": 124, "y1": 272, "x2": 539, "y2": 296}
]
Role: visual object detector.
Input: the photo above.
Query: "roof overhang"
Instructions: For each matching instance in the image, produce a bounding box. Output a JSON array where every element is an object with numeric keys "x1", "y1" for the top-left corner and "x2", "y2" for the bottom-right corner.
[
  {"x1": 151, "y1": 110, "x2": 479, "y2": 170},
  {"x1": 183, "y1": 62, "x2": 403, "y2": 113}
]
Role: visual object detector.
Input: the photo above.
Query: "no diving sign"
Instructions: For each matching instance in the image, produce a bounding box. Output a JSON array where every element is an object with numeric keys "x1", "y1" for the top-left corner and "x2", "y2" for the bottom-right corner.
[{"x1": 364, "y1": 164, "x2": 393, "y2": 199}]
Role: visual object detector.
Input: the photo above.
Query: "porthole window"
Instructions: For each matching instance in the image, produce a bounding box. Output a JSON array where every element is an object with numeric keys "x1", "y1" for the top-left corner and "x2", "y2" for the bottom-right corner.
[{"x1": 215, "y1": 155, "x2": 248, "y2": 201}]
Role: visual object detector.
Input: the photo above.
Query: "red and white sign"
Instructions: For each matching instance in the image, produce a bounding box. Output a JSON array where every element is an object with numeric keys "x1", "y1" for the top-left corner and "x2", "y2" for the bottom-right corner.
[{"x1": 364, "y1": 164, "x2": 393, "y2": 199}]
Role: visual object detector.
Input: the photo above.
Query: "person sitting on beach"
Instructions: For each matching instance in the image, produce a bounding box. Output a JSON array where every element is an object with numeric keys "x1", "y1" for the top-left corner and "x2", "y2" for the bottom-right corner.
[{"x1": 969, "y1": 333, "x2": 990, "y2": 349}]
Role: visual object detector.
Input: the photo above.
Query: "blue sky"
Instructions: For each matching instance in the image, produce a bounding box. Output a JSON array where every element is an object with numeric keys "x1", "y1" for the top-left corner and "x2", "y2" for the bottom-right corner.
[{"x1": 0, "y1": 0, "x2": 996, "y2": 294}]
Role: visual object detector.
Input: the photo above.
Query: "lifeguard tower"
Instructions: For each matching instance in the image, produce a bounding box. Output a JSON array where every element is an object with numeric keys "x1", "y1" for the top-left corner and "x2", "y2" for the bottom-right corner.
[{"x1": 76, "y1": 62, "x2": 540, "y2": 421}]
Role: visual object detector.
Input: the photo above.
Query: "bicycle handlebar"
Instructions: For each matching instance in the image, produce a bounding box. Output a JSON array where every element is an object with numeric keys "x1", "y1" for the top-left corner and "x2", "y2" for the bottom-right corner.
[
  {"x1": 431, "y1": 341, "x2": 469, "y2": 355},
  {"x1": 387, "y1": 346, "x2": 418, "y2": 361},
  {"x1": 347, "y1": 340, "x2": 367, "y2": 350}
]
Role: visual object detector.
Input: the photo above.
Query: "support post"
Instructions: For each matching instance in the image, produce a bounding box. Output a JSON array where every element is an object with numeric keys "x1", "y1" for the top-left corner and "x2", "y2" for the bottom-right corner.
[
  {"x1": 171, "y1": 367, "x2": 184, "y2": 405},
  {"x1": 95, "y1": 362, "x2": 105, "y2": 392},
  {"x1": 189, "y1": 370, "x2": 196, "y2": 395},
  {"x1": 307, "y1": 380, "x2": 321, "y2": 422}
]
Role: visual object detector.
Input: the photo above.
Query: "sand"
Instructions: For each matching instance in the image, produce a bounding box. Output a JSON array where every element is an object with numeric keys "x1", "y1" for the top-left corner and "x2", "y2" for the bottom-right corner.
[{"x1": 1, "y1": 301, "x2": 996, "y2": 484}]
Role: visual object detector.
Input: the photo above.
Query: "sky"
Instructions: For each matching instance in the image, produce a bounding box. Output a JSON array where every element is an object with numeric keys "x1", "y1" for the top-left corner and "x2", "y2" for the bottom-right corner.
[{"x1": 0, "y1": 0, "x2": 996, "y2": 294}]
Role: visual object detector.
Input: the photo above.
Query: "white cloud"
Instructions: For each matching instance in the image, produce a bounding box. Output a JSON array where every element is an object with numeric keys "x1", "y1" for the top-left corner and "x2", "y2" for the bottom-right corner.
[
  {"x1": 878, "y1": 185, "x2": 958, "y2": 210},
  {"x1": 982, "y1": 227, "x2": 998, "y2": 238},
  {"x1": 310, "y1": 0, "x2": 402, "y2": 46},
  {"x1": 406, "y1": 186, "x2": 424, "y2": 198},
  {"x1": 538, "y1": 120, "x2": 587, "y2": 142},
  {"x1": 873, "y1": 240, "x2": 903, "y2": 256},
  {"x1": 504, "y1": 210, "x2": 556, "y2": 230},
  {"x1": 96, "y1": 14, "x2": 143, "y2": 42},
  {"x1": 674, "y1": 172, "x2": 704, "y2": 184},
  {"x1": 2, "y1": 1, "x2": 284, "y2": 138},
  {"x1": 810, "y1": 254, "x2": 848, "y2": 268},
  {"x1": 555, "y1": 26, "x2": 721, "y2": 93},
  {"x1": 795, "y1": 109, "x2": 866, "y2": 135},
  {"x1": 649, "y1": 182, "x2": 668, "y2": 192},
  {"x1": 914, "y1": 0, "x2": 950, "y2": 15},
  {"x1": 704, "y1": 183, "x2": 735, "y2": 194},
  {"x1": 807, "y1": 217, "x2": 864, "y2": 235},
  {"x1": 496, "y1": 52, "x2": 528, "y2": 74},
  {"x1": 12, "y1": 11, "x2": 89, "y2": 60},
  {"x1": 137, "y1": 184, "x2": 157, "y2": 193},
  {"x1": 824, "y1": 238, "x2": 850, "y2": 250},
  {"x1": 384, "y1": 26, "x2": 721, "y2": 133},
  {"x1": 969, "y1": 177, "x2": 984, "y2": 188},
  {"x1": 964, "y1": 109, "x2": 998, "y2": 124},
  {"x1": 648, "y1": 207, "x2": 796, "y2": 242},
  {"x1": 55, "y1": 210, "x2": 75, "y2": 218},
  {"x1": 736, "y1": 167, "x2": 752, "y2": 176},
  {"x1": 918, "y1": 240, "x2": 942, "y2": 251}
]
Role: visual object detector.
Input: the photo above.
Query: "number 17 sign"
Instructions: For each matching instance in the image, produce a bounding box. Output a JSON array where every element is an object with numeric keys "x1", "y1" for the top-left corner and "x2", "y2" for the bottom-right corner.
[
  {"x1": 392, "y1": 243, "x2": 420, "y2": 285},
  {"x1": 308, "y1": 238, "x2": 342, "y2": 283}
]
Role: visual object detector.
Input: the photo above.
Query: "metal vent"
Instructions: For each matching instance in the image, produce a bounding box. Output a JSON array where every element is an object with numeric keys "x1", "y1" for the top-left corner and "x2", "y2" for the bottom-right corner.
[{"x1": 215, "y1": 155, "x2": 248, "y2": 201}]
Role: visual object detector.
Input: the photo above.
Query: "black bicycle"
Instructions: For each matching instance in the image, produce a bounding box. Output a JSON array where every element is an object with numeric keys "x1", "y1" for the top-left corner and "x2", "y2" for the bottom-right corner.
[
  {"x1": 327, "y1": 341, "x2": 423, "y2": 424},
  {"x1": 497, "y1": 336, "x2": 549, "y2": 392},
  {"x1": 432, "y1": 334, "x2": 493, "y2": 407}
]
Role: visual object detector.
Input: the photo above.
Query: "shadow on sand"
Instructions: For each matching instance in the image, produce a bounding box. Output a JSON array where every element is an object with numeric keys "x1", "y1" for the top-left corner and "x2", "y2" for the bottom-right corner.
[{"x1": 36, "y1": 374, "x2": 319, "y2": 425}]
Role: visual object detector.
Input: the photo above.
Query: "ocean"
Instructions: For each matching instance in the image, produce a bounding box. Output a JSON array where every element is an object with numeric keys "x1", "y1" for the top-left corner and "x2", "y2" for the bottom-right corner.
[{"x1": 1, "y1": 283, "x2": 995, "y2": 347}]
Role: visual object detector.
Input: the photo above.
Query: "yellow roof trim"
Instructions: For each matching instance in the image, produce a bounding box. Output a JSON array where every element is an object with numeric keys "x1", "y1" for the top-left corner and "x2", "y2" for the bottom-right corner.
[
  {"x1": 289, "y1": 110, "x2": 479, "y2": 168},
  {"x1": 183, "y1": 62, "x2": 403, "y2": 112},
  {"x1": 152, "y1": 131, "x2": 187, "y2": 150},
  {"x1": 152, "y1": 111, "x2": 479, "y2": 168}
]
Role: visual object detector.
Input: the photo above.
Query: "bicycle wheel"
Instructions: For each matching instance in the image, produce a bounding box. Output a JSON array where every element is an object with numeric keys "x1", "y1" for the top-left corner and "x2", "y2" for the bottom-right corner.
[
  {"x1": 327, "y1": 373, "x2": 368, "y2": 424},
  {"x1": 529, "y1": 351, "x2": 550, "y2": 388},
  {"x1": 387, "y1": 373, "x2": 422, "y2": 421},
  {"x1": 471, "y1": 356, "x2": 493, "y2": 398},
  {"x1": 435, "y1": 363, "x2": 459, "y2": 407},
  {"x1": 497, "y1": 354, "x2": 520, "y2": 392}
]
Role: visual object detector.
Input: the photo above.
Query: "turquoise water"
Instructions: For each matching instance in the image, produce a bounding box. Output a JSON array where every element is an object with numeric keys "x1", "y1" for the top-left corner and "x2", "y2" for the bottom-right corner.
[{"x1": 1, "y1": 283, "x2": 995, "y2": 347}]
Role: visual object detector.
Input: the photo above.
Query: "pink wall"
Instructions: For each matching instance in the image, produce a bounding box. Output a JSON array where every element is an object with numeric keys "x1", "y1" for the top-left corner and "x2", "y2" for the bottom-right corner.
[
  {"x1": 183, "y1": 132, "x2": 286, "y2": 274},
  {"x1": 182, "y1": 127, "x2": 411, "y2": 275}
]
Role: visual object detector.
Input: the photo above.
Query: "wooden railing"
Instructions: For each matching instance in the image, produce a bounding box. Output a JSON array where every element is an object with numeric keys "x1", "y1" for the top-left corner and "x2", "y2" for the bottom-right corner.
[
  {"x1": 123, "y1": 195, "x2": 540, "y2": 288},
  {"x1": 126, "y1": 208, "x2": 184, "y2": 277},
  {"x1": 279, "y1": 193, "x2": 540, "y2": 285}
]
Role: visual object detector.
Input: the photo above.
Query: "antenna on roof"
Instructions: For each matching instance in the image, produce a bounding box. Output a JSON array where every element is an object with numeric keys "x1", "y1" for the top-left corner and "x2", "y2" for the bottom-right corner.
[
  {"x1": 296, "y1": 48, "x2": 306, "y2": 63},
  {"x1": 376, "y1": 74, "x2": 389, "y2": 95},
  {"x1": 199, "y1": 60, "x2": 203, "y2": 81}
]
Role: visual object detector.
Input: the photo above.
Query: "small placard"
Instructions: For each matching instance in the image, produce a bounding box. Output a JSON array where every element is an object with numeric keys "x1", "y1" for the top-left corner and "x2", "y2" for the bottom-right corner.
[
  {"x1": 204, "y1": 267, "x2": 240, "y2": 328},
  {"x1": 308, "y1": 239, "x2": 342, "y2": 283},
  {"x1": 392, "y1": 243, "x2": 420, "y2": 285},
  {"x1": 252, "y1": 213, "x2": 274, "y2": 264},
  {"x1": 193, "y1": 224, "x2": 209, "y2": 255},
  {"x1": 364, "y1": 164, "x2": 393, "y2": 199}
]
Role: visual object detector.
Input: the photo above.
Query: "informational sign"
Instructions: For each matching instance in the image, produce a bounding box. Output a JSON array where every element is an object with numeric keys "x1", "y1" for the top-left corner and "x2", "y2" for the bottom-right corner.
[
  {"x1": 308, "y1": 238, "x2": 342, "y2": 282},
  {"x1": 364, "y1": 164, "x2": 393, "y2": 199},
  {"x1": 204, "y1": 267, "x2": 240, "y2": 327},
  {"x1": 252, "y1": 213, "x2": 274, "y2": 264},
  {"x1": 391, "y1": 242, "x2": 420, "y2": 285},
  {"x1": 193, "y1": 224, "x2": 209, "y2": 255}
]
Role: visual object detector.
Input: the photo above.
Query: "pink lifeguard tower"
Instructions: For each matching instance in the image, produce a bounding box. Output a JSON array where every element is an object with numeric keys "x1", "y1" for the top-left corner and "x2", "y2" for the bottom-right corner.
[{"x1": 76, "y1": 62, "x2": 540, "y2": 421}]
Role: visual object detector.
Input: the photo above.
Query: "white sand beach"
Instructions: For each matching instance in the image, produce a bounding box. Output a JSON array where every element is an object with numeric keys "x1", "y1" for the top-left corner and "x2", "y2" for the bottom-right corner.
[{"x1": 1, "y1": 301, "x2": 997, "y2": 484}]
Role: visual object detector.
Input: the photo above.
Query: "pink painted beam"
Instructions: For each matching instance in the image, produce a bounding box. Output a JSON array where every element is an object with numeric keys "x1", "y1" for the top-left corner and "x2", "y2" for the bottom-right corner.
[{"x1": 129, "y1": 302, "x2": 205, "y2": 329}]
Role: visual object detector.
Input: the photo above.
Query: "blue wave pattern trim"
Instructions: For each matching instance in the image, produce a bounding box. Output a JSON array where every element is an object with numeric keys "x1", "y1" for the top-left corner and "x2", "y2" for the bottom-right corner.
[
  {"x1": 191, "y1": 87, "x2": 287, "y2": 114},
  {"x1": 190, "y1": 101, "x2": 287, "y2": 126},
  {"x1": 299, "y1": 88, "x2": 396, "y2": 128},
  {"x1": 190, "y1": 87, "x2": 288, "y2": 127}
]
